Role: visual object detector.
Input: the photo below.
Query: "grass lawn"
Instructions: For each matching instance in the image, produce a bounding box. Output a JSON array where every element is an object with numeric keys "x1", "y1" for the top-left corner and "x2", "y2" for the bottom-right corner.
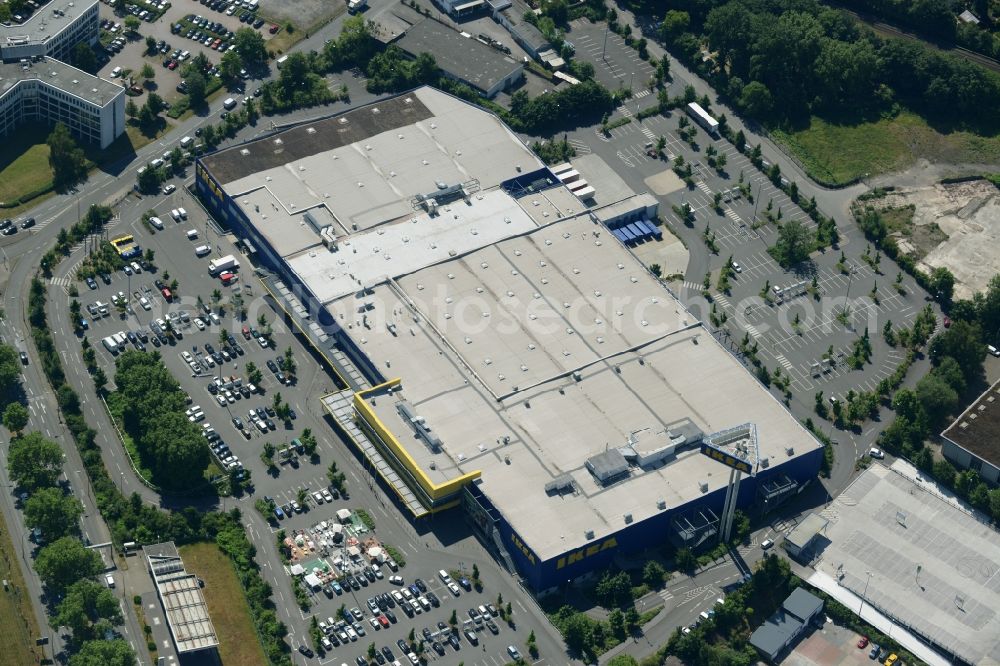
[
  {"x1": 773, "y1": 112, "x2": 1000, "y2": 186},
  {"x1": 0, "y1": 511, "x2": 44, "y2": 666},
  {"x1": 0, "y1": 125, "x2": 54, "y2": 207},
  {"x1": 178, "y1": 542, "x2": 267, "y2": 666}
]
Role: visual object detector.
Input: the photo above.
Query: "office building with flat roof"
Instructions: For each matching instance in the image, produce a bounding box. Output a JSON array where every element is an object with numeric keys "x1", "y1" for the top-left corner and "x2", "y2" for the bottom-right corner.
[
  {"x1": 0, "y1": 0, "x2": 123, "y2": 148},
  {"x1": 144, "y1": 542, "x2": 219, "y2": 654},
  {"x1": 195, "y1": 86, "x2": 822, "y2": 589}
]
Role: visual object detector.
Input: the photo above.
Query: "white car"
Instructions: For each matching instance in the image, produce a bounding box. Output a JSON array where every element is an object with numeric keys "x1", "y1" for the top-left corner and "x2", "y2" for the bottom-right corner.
[
  {"x1": 389, "y1": 575, "x2": 403, "y2": 585},
  {"x1": 760, "y1": 538, "x2": 775, "y2": 550},
  {"x1": 216, "y1": 395, "x2": 227, "y2": 406},
  {"x1": 869, "y1": 447, "x2": 885, "y2": 459},
  {"x1": 139, "y1": 296, "x2": 151, "y2": 310},
  {"x1": 194, "y1": 317, "x2": 206, "y2": 330},
  {"x1": 312, "y1": 491, "x2": 324, "y2": 504},
  {"x1": 181, "y1": 351, "x2": 193, "y2": 363},
  {"x1": 731, "y1": 261, "x2": 742, "y2": 273},
  {"x1": 162, "y1": 183, "x2": 176, "y2": 195},
  {"x1": 322, "y1": 489, "x2": 333, "y2": 503},
  {"x1": 257, "y1": 336, "x2": 268, "y2": 348}
]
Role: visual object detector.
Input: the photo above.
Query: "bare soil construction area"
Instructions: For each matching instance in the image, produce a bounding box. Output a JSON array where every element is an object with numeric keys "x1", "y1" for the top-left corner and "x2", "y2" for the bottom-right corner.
[{"x1": 861, "y1": 179, "x2": 1000, "y2": 301}]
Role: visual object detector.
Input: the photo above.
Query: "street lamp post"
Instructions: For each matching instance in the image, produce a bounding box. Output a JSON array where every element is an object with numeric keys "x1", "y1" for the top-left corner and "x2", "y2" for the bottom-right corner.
[
  {"x1": 601, "y1": 23, "x2": 609, "y2": 62},
  {"x1": 858, "y1": 571, "x2": 873, "y2": 617}
]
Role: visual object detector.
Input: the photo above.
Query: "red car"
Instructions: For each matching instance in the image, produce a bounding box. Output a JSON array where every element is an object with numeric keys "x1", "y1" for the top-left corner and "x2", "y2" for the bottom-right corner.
[
  {"x1": 857, "y1": 636, "x2": 869, "y2": 649},
  {"x1": 268, "y1": 23, "x2": 279, "y2": 34},
  {"x1": 943, "y1": 316, "x2": 951, "y2": 328},
  {"x1": 167, "y1": 60, "x2": 178, "y2": 70},
  {"x1": 242, "y1": 325, "x2": 251, "y2": 340}
]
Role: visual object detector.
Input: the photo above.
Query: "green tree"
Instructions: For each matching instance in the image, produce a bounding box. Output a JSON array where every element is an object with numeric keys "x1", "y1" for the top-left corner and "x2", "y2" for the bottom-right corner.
[
  {"x1": 25, "y1": 487, "x2": 83, "y2": 541},
  {"x1": 53, "y1": 579, "x2": 123, "y2": 644},
  {"x1": 282, "y1": 346, "x2": 296, "y2": 376},
  {"x1": 185, "y1": 71, "x2": 209, "y2": 109},
  {"x1": 594, "y1": 570, "x2": 632, "y2": 608},
  {"x1": 739, "y1": 81, "x2": 774, "y2": 117},
  {"x1": 246, "y1": 361, "x2": 262, "y2": 385},
  {"x1": 561, "y1": 611, "x2": 594, "y2": 655},
  {"x1": 35, "y1": 537, "x2": 103, "y2": 594},
  {"x1": 72, "y1": 42, "x2": 98, "y2": 74},
  {"x1": 68, "y1": 639, "x2": 136, "y2": 666},
  {"x1": 929, "y1": 266, "x2": 956, "y2": 305},
  {"x1": 8, "y1": 431, "x2": 64, "y2": 491},
  {"x1": 659, "y1": 10, "x2": 690, "y2": 40},
  {"x1": 3, "y1": 402, "x2": 29, "y2": 434},
  {"x1": 140, "y1": 63, "x2": 155, "y2": 83},
  {"x1": 47, "y1": 122, "x2": 87, "y2": 190},
  {"x1": 145, "y1": 35, "x2": 158, "y2": 55},
  {"x1": 124, "y1": 15, "x2": 141, "y2": 34},
  {"x1": 929, "y1": 320, "x2": 985, "y2": 382},
  {"x1": 916, "y1": 373, "x2": 959, "y2": 426},
  {"x1": 125, "y1": 98, "x2": 138, "y2": 119},
  {"x1": 770, "y1": 218, "x2": 811, "y2": 266},
  {"x1": 642, "y1": 560, "x2": 667, "y2": 589},
  {"x1": 219, "y1": 49, "x2": 243, "y2": 84},
  {"x1": 675, "y1": 547, "x2": 697, "y2": 572},
  {"x1": 234, "y1": 27, "x2": 268, "y2": 68}
]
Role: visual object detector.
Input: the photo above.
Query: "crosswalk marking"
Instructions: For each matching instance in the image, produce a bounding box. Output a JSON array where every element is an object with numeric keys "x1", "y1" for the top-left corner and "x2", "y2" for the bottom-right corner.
[
  {"x1": 634, "y1": 89, "x2": 651, "y2": 99},
  {"x1": 568, "y1": 139, "x2": 591, "y2": 155},
  {"x1": 774, "y1": 353, "x2": 794, "y2": 371},
  {"x1": 683, "y1": 280, "x2": 704, "y2": 292},
  {"x1": 726, "y1": 209, "x2": 743, "y2": 224},
  {"x1": 640, "y1": 126, "x2": 656, "y2": 140},
  {"x1": 697, "y1": 181, "x2": 712, "y2": 195},
  {"x1": 49, "y1": 277, "x2": 71, "y2": 287},
  {"x1": 714, "y1": 293, "x2": 731, "y2": 310},
  {"x1": 745, "y1": 324, "x2": 762, "y2": 339},
  {"x1": 659, "y1": 588, "x2": 674, "y2": 602}
]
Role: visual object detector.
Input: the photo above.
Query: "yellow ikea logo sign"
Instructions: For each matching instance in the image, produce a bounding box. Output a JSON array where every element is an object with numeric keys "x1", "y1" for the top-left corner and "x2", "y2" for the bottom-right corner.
[
  {"x1": 509, "y1": 532, "x2": 536, "y2": 565},
  {"x1": 555, "y1": 537, "x2": 618, "y2": 570},
  {"x1": 700, "y1": 443, "x2": 753, "y2": 474}
]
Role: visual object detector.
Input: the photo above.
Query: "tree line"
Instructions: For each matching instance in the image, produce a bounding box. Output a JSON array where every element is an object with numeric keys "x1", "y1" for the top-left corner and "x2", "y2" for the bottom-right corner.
[{"x1": 656, "y1": 0, "x2": 1000, "y2": 132}]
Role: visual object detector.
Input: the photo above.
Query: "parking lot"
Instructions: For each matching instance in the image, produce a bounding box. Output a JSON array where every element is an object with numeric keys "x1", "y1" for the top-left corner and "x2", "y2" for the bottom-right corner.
[
  {"x1": 74, "y1": 186, "x2": 327, "y2": 483},
  {"x1": 296, "y1": 547, "x2": 528, "y2": 666},
  {"x1": 558, "y1": 89, "x2": 929, "y2": 413},
  {"x1": 97, "y1": 0, "x2": 280, "y2": 106},
  {"x1": 567, "y1": 18, "x2": 656, "y2": 94}
]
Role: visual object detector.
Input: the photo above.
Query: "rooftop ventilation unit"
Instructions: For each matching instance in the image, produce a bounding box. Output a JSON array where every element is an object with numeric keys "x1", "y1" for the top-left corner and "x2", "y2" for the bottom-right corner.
[
  {"x1": 624, "y1": 514, "x2": 633, "y2": 524},
  {"x1": 585, "y1": 530, "x2": 595, "y2": 540}
]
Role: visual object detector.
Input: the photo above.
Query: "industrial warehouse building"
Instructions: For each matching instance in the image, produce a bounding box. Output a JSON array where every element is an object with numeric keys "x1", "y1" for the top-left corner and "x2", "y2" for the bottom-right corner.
[
  {"x1": 195, "y1": 87, "x2": 823, "y2": 590},
  {"x1": 0, "y1": 0, "x2": 124, "y2": 148}
]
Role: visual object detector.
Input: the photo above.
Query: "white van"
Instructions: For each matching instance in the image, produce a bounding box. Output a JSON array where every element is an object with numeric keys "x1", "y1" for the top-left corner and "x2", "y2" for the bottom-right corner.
[
  {"x1": 223, "y1": 97, "x2": 237, "y2": 110},
  {"x1": 194, "y1": 245, "x2": 211, "y2": 257},
  {"x1": 276, "y1": 55, "x2": 289, "y2": 69},
  {"x1": 170, "y1": 209, "x2": 182, "y2": 222},
  {"x1": 438, "y1": 569, "x2": 452, "y2": 584},
  {"x1": 178, "y1": 207, "x2": 188, "y2": 219},
  {"x1": 111, "y1": 66, "x2": 123, "y2": 77},
  {"x1": 150, "y1": 158, "x2": 165, "y2": 169},
  {"x1": 187, "y1": 229, "x2": 199, "y2": 240},
  {"x1": 148, "y1": 216, "x2": 164, "y2": 230},
  {"x1": 180, "y1": 135, "x2": 194, "y2": 149}
]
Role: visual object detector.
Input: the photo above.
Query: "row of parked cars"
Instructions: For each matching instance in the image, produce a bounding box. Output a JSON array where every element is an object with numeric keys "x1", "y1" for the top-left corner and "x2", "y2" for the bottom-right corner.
[
  {"x1": 198, "y1": 416, "x2": 246, "y2": 475},
  {"x1": 0, "y1": 217, "x2": 35, "y2": 236}
]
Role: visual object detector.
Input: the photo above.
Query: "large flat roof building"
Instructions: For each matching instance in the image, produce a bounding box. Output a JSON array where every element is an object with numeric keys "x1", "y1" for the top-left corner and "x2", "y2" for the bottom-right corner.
[
  {"x1": 812, "y1": 464, "x2": 1000, "y2": 665},
  {"x1": 0, "y1": 0, "x2": 123, "y2": 148},
  {"x1": 195, "y1": 86, "x2": 823, "y2": 589},
  {"x1": 941, "y1": 378, "x2": 1000, "y2": 484}
]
